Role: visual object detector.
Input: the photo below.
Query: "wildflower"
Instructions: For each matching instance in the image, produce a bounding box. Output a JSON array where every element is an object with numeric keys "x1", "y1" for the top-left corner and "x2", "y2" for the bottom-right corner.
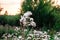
[
  {"x1": 15, "y1": 27, "x2": 20, "y2": 31},
  {"x1": 30, "y1": 21, "x2": 36, "y2": 27},
  {"x1": 28, "y1": 34, "x2": 33, "y2": 37},
  {"x1": 29, "y1": 18, "x2": 36, "y2": 27},
  {"x1": 23, "y1": 11, "x2": 32, "y2": 17},
  {"x1": 7, "y1": 34, "x2": 12, "y2": 37},
  {"x1": 54, "y1": 35, "x2": 60, "y2": 40},
  {"x1": 30, "y1": 18, "x2": 34, "y2": 21},
  {"x1": 24, "y1": 29, "x2": 27, "y2": 32},
  {"x1": 20, "y1": 11, "x2": 36, "y2": 28},
  {"x1": 18, "y1": 36, "x2": 22, "y2": 39},
  {"x1": 27, "y1": 36, "x2": 32, "y2": 40},
  {"x1": 43, "y1": 31, "x2": 47, "y2": 35}
]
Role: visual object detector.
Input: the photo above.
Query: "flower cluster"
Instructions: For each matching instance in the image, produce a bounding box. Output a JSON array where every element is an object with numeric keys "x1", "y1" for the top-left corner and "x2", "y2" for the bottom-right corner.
[
  {"x1": 20, "y1": 11, "x2": 36, "y2": 27},
  {"x1": 27, "y1": 30, "x2": 50, "y2": 40}
]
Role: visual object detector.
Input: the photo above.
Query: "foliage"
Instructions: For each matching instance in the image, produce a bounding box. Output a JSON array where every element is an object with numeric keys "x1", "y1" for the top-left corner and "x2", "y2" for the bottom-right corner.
[
  {"x1": 0, "y1": 25, "x2": 6, "y2": 37},
  {"x1": 0, "y1": 25, "x2": 17, "y2": 38},
  {"x1": 53, "y1": 7, "x2": 60, "y2": 31},
  {"x1": 0, "y1": 14, "x2": 21, "y2": 26},
  {"x1": 8, "y1": 27, "x2": 16, "y2": 34},
  {"x1": 21, "y1": 0, "x2": 56, "y2": 29}
]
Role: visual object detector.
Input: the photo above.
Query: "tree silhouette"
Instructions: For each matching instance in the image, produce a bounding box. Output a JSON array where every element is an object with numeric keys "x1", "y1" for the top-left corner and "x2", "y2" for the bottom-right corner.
[
  {"x1": 4, "y1": 10, "x2": 8, "y2": 15},
  {"x1": 0, "y1": 8, "x2": 3, "y2": 12}
]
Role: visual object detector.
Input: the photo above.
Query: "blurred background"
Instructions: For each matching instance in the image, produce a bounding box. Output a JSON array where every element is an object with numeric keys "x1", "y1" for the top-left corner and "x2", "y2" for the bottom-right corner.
[{"x1": 0, "y1": 0, "x2": 60, "y2": 40}]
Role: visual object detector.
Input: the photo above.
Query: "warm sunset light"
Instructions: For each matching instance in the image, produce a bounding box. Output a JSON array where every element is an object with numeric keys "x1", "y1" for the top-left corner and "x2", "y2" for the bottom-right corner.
[
  {"x1": 0, "y1": 0, "x2": 60, "y2": 15},
  {"x1": 0, "y1": 0, "x2": 24, "y2": 15},
  {"x1": 52, "y1": 0, "x2": 60, "y2": 6}
]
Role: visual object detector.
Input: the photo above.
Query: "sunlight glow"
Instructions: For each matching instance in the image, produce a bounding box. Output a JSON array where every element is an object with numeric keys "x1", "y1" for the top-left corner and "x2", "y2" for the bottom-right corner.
[
  {"x1": 0, "y1": 0, "x2": 24, "y2": 15},
  {"x1": 52, "y1": 0, "x2": 60, "y2": 6},
  {"x1": 0, "y1": 0, "x2": 60, "y2": 15}
]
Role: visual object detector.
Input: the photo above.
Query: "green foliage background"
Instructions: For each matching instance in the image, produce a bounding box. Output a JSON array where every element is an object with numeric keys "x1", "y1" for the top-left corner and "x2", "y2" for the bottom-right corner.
[
  {"x1": 0, "y1": 14, "x2": 20, "y2": 26},
  {"x1": 21, "y1": 0, "x2": 60, "y2": 31},
  {"x1": 0, "y1": 0, "x2": 60, "y2": 31}
]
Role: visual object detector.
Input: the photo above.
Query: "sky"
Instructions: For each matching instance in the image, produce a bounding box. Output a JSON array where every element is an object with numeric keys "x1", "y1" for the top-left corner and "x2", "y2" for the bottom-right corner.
[
  {"x1": 52, "y1": 0, "x2": 60, "y2": 6},
  {"x1": 0, "y1": 0, "x2": 24, "y2": 15},
  {"x1": 0, "y1": 0, "x2": 60, "y2": 15}
]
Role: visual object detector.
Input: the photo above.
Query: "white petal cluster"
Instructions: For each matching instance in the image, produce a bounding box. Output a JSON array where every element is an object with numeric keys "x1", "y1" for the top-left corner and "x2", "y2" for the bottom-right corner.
[
  {"x1": 20, "y1": 16, "x2": 24, "y2": 23},
  {"x1": 14, "y1": 27, "x2": 20, "y2": 31},
  {"x1": 20, "y1": 11, "x2": 36, "y2": 27},
  {"x1": 54, "y1": 35, "x2": 60, "y2": 40},
  {"x1": 33, "y1": 30, "x2": 50, "y2": 40},
  {"x1": 30, "y1": 21, "x2": 36, "y2": 27},
  {"x1": 28, "y1": 34, "x2": 33, "y2": 37},
  {"x1": 30, "y1": 18, "x2": 34, "y2": 21},
  {"x1": 18, "y1": 36, "x2": 22, "y2": 39},
  {"x1": 27, "y1": 37, "x2": 32, "y2": 40},
  {"x1": 34, "y1": 30, "x2": 43, "y2": 35},
  {"x1": 23, "y1": 11, "x2": 32, "y2": 17},
  {"x1": 34, "y1": 30, "x2": 43, "y2": 38},
  {"x1": 7, "y1": 34, "x2": 12, "y2": 37},
  {"x1": 54, "y1": 32, "x2": 60, "y2": 40},
  {"x1": 57, "y1": 32, "x2": 60, "y2": 36}
]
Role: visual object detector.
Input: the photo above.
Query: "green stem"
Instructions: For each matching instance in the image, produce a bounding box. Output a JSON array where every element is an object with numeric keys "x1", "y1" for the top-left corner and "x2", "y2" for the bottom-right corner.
[{"x1": 25, "y1": 27, "x2": 32, "y2": 38}]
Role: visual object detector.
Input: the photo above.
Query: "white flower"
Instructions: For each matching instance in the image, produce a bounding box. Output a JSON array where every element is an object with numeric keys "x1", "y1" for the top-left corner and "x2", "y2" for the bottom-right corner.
[
  {"x1": 34, "y1": 30, "x2": 43, "y2": 38},
  {"x1": 18, "y1": 36, "x2": 22, "y2": 39},
  {"x1": 30, "y1": 18, "x2": 34, "y2": 21},
  {"x1": 28, "y1": 34, "x2": 33, "y2": 37},
  {"x1": 43, "y1": 31, "x2": 47, "y2": 35},
  {"x1": 34, "y1": 34, "x2": 40, "y2": 38},
  {"x1": 13, "y1": 36, "x2": 17, "y2": 40},
  {"x1": 20, "y1": 16, "x2": 25, "y2": 23},
  {"x1": 57, "y1": 32, "x2": 60, "y2": 36},
  {"x1": 54, "y1": 35, "x2": 60, "y2": 40},
  {"x1": 30, "y1": 21, "x2": 36, "y2": 27},
  {"x1": 24, "y1": 29, "x2": 27, "y2": 32},
  {"x1": 2, "y1": 34, "x2": 6, "y2": 38},
  {"x1": 20, "y1": 16, "x2": 27, "y2": 27},
  {"x1": 42, "y1": 38, "x2": 48, "y2": 40},
  {"x1": 23, "y1": 22, "x2": 27, "y2": 27},
  {"x1": 15, "y1": 27, "x2": 20, "y2": 31},
  {"x1": 20, "y1": 11, "x2": 36, "y2": 27},
  {"x1": 23, "y1": 11, "x2": 32, "y2": 17},
  {"x1": 27, "y1": 37, "x2": 32, "y2": 40},
  {"x1": 34, "y1": 30, "x2": 43, "y2": 34},
  {"x1": 39, "y1": 31, "x2": 43, "y2": 35},
  {"x1": 34, "y1": 30, "x2": 37, "y2": 34},
  {"x1": 8, "y1": 34, "x2": 12, "y2": 37},
  {"x1": 44, "y1": 35, "x2": 48, "y2": 38}
]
